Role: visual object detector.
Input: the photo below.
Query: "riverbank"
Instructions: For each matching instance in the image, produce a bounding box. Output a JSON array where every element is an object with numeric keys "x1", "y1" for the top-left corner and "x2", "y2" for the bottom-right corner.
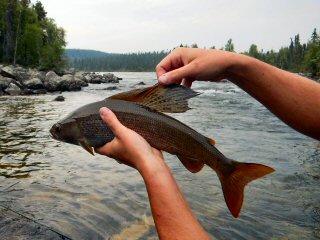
[{"x1": 0, "y1": 65, "x2": 122, "y2": 96}]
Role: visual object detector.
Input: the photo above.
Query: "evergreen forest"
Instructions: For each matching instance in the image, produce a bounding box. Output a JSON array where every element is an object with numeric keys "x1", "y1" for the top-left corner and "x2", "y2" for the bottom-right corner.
[{"x1": 0, "y1": 0, "x2": 66, "y2": 70}]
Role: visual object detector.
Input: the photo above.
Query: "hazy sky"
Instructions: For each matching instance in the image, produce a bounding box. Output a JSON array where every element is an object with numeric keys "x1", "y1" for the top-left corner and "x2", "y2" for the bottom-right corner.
[{"x1": 32, "y1": 0, "x2": 320, "y2": 53}]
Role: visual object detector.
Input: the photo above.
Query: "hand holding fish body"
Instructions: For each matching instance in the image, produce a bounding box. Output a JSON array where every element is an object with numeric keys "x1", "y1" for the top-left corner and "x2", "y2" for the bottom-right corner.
[{"x1": 50, "y1": 84, "x2": 274, "y2": 218}]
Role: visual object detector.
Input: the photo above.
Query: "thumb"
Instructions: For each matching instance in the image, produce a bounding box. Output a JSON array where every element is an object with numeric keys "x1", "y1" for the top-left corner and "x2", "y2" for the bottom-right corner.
[
  {"x1": 158, "y1": 64, "x2": 195, "y2": 85},
  {"x1": 99, "y1": 107, "x2": 126, "y2": 136}
]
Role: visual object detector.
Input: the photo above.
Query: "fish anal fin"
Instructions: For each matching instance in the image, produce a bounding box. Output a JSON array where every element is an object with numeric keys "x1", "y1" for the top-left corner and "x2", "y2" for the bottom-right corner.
[
  {"x1": 177, "y1": 155, "x2": 204, "y2": 173},
  {"x1": 108, "y1": 84, "x2": 199, "y2": 113},
  {"x1": 216, "y1": 161, "x2": 274, "y2": 218},
  {"x1": 79, "y1": 140, "x2": 94, "y2": 155}
]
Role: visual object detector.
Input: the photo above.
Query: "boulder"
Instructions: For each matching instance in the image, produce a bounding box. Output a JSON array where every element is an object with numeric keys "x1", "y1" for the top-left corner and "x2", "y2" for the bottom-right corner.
[
  {"x1": 1, "y1": 66, "x2": 15, "y2": 79},
  {"x1": 74, "y1": 75, "x2": 88, "y2": 87},
  {"x1": 82, "y1": 75, "x2": 92, "y2": 83},
  {"x1": 44, "y1": 72, "x2": 83, "y2": 92},
  {"x1": 5, "y1": 83, "x2": 22, "y2": 95},
  {"x1": 44, "y1": 71, "x2": 62, "y2": 92},
  {"x1": 0, "y1": 76, "x2": 13, "y2": 90},
  {"x1": 101, "y1": 73, "x2": 121, "y2": 83},
  {"x1": 23, "y1": 77, "x2": 44, "y2": 90}
]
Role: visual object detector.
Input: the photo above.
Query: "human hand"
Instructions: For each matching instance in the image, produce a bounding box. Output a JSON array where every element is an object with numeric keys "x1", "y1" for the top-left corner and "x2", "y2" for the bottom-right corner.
[
  {"x1": 156, "y1": 47, "x2": 238, "y2": 87},
  {"x1": 95, "y1": 107, "x2": 164, "y2": 172}
]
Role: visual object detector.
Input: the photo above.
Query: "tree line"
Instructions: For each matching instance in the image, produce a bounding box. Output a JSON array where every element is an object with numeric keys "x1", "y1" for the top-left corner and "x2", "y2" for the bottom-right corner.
[
  {"x1": 0, "y1": 0, "x2": 66, "y2": 70},
  {"x1": 69, "y1": 29, "x2": 320, "y2": 77},
  {"x1": 69, "y1": 51, "x2": 169, "y2": 72}
]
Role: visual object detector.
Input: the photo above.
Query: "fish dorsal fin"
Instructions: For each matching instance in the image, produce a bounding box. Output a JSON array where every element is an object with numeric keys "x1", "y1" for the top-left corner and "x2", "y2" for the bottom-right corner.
[
  {"x1": 108, "y1": 84, "x2": 199, "y2": 113},
  {"x1": 177, "y1": 154, "x2": 204, "y2": 173}
]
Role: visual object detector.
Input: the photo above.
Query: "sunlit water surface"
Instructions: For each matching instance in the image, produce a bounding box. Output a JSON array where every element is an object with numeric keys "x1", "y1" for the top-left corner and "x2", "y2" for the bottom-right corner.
[{"x1": 0, "y1": 72, "x2": 319, "y2": 239}]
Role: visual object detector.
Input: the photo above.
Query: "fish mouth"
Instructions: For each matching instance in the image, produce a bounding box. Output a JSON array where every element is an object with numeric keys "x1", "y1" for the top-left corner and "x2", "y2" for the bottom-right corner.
[{"x1": 49, "y1": 125, "x2": 59, "y2": 140}]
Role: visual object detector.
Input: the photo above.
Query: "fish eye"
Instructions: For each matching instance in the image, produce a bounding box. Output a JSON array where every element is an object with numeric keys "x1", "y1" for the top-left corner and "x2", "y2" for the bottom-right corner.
[{"x1": 55, "y1": 124, "x2": 61, "y2": 133}]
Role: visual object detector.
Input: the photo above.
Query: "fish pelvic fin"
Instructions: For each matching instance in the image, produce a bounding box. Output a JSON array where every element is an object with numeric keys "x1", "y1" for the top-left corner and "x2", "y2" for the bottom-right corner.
[
  {"x1": 215, "y1": 160, "x2": 274, "y2": 218},
  {"x1": 108, "y1": 84, "x2": 199, "y2": 113},
  {"x1": 177, "y1": 154, "x2": 204, "y2": 173},
  {"x1": 79, "y1": 140, "x2": 94, "y2": 155}
]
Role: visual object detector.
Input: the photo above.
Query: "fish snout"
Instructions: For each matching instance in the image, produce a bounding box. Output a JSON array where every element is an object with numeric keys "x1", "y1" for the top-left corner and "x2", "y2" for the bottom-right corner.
[{"x1": 50, "y1": 123, "x2": 61, "y2": 140}]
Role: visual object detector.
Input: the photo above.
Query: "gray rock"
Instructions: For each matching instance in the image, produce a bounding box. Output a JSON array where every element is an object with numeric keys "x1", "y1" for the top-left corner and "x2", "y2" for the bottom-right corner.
[
  {"x1": 5, "y1": 83, "x2": 22, "y2": 95},
  {"x1": 136, "y1": 81, "x2": 146, "y2": 85},
  {"x1": 75, "y1": 75, "x2": 88, "y2": 87},
  {"x1": 83, "y1": 75, "x2": 92, "y2": 83},
  {"x1": 44, "y1": 71, "x2": 61, "y2": 92},
  {"x1": 1, "y1": 66, "x2": 15, "y2": 79},
  {"x1": 24, "y1": 88, "x2": 47, "y2": 95},
  {"x1": 44, "y1": 72, "x2": 83, "y2": 92},
  {"x1": 0, "y1": 76, "x2": 13, "y2": 90},
  {"x1": 106, "y1": 86, "x2": 118, "y2": 90},
  {"x1": 24, "y1": 77, "x2": 44, "y2": 90},
  {"x1": 54, "y1": 95, "x2": 65, "y2": 101}
]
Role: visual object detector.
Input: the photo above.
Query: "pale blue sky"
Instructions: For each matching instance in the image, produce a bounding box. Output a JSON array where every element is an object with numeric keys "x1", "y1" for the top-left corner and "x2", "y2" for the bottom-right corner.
[{"x1": 33, "y1": 0, "x2": 320, "y2": 53}]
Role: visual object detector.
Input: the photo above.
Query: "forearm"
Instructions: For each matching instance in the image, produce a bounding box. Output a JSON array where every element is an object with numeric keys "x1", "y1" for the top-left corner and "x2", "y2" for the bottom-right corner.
[
  {"x1": 137, "y1": 157, "x2": 210, "y2": 240},
  {"x1": 228, "y1": 54, "x2": 320, "y2": 140}
]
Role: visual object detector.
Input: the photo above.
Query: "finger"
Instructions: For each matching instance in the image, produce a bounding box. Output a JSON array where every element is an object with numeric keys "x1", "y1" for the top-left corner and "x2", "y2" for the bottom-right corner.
[
  {"x1": 99, "y1": 107, "x2": 127, "y2": 137},
  {"x1": 156, "y1": 48, "x2": 185, "y2": 78},
  {"x1": 181, "y1": 78, "x2": 193, "y2": 88},
  {"x1": 159, "y1": 63, "x2": 195, "y2": 85}
]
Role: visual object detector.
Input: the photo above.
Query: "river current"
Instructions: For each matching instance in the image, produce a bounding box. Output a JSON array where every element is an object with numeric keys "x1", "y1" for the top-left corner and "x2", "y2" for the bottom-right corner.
[{"x1": 0, "y1": 72, "x2": 319, "y2": 239}]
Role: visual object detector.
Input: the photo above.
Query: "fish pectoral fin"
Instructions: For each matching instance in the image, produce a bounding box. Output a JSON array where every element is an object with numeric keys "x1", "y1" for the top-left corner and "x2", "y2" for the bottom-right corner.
[
  {"x1": 79, "y1": 140, "x2": 94, "y2": 155},
  {"x1": 206, "y1": 137, "x2": 216, "y2": 145},
  {"x1": 108, "y1": 84, "x2": 199, "y2": 113},
  {"x1": 177, "y1": 154, "x2": 204, "y2": 173}
]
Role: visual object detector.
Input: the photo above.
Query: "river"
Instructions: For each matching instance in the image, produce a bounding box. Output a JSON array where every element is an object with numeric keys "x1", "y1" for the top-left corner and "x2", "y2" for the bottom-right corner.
[{"x1": 0, "y1": 72, "x2": 319, "y2": 239}]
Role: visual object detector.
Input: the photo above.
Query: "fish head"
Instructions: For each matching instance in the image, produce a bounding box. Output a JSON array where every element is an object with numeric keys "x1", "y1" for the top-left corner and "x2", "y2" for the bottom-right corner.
[{"x1": 50, "y1": 118, "x2": 82, "y2": 146}]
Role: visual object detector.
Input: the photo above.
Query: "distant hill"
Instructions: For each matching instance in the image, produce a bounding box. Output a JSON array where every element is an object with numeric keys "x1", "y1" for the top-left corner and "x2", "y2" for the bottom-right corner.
[
  {"x1": 65, "y1": 49, "x2": 111, "y2": 60},
  {"x1": 66, "y1": 49, "x2": 169, "y2": 72}
]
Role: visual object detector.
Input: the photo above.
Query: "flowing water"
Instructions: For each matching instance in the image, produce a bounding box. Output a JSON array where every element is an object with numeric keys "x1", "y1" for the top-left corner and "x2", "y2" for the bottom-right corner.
[{"x1": 0, "y1": 72, "x2": 319, "y2": 239}]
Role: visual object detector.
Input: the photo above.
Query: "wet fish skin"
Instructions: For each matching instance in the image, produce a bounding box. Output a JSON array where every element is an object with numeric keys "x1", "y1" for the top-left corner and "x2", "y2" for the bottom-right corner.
[{"x1": 50, "y1": 84, "x2": 274, "y2": 217}]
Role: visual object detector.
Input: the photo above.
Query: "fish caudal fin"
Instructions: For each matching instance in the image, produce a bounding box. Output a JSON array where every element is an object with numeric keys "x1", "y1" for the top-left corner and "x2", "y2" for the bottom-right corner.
[{"x1": 217, "y1": 161, "x2": 274, "y2": 218}]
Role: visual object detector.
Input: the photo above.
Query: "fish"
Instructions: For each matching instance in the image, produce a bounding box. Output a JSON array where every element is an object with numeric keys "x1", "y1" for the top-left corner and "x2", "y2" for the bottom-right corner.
[{"x1": 50, "y1": 83, "x2": 274, "y2": 218}]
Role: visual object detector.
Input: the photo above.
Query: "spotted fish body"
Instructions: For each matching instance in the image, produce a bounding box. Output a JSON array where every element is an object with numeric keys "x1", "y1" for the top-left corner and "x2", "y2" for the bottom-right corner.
[{"x1": 50, "y1": 84, "x2": 274, "y2": 217}]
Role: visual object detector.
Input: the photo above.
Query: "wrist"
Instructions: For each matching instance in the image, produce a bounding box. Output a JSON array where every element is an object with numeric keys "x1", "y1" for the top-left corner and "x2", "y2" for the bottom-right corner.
[
  {"x1": 226, "y1": 52, "x2": 256, "y2": 83},
  {"x1": 136, "y1": 154, "x2": 171, "y2": 181}
]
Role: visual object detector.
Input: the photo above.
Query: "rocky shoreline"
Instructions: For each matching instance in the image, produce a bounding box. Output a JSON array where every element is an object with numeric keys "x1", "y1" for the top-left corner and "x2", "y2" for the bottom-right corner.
[{"x1": 0, "y1": 65, "x2": 122, "y2": 96}]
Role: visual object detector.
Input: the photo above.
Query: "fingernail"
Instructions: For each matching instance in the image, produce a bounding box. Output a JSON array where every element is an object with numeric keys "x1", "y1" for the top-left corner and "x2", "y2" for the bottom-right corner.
[
  {"x1": 99, "y1": 107, "x2": 111, "y2": 117},
  {"x1": 158, "y1": 74, "x2": 167, "y2": 83}
]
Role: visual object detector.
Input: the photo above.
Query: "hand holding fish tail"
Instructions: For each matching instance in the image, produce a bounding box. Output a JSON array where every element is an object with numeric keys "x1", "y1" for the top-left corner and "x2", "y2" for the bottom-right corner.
[
  {"x1": 157, "y1": 47, "x2": 320, "y2": 140},
  {"x1": 95, "y1": 107, "x2": 211, "y2": 239}
]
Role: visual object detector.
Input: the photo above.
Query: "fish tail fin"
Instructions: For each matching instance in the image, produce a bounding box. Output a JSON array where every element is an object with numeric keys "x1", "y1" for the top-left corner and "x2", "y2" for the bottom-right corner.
[{"x1": 214, "y1": 160, "x2": 274, "y2": 218}]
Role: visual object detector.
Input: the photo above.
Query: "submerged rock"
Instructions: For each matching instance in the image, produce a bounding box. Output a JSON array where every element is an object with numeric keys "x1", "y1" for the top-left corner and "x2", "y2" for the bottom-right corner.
[
  {"x1": 0, "y1": 206, "x2": 70, "y2": 240},
  {"x1": 54, "y1": 95, "x2": 65, "y2": 101},
  {"x1": 106, "y1": 86, "x2": 118, "y2": 90},
  {"x1": 136, "y1": 81, "x2": 146, "y2": 85}
]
